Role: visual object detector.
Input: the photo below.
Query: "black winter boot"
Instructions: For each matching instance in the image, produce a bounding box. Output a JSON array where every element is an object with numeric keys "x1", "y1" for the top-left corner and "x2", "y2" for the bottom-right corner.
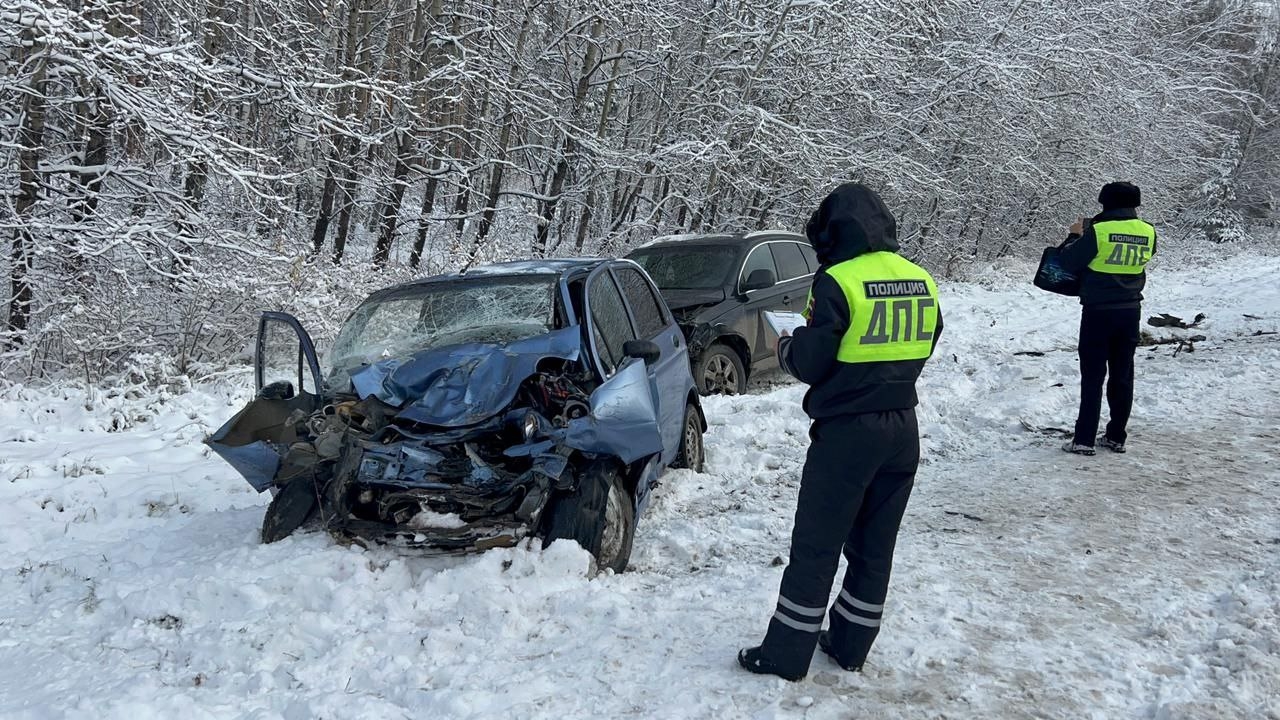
[
  {"x1": 1098, "y1": 435, "x2": 1126, "y2": 453},
  {"x1": 737, "y1": 646, "x2": 806, "y2": 682},
  {"x1": 818, "y1": 631, "x2": 864, "y2": 672}
]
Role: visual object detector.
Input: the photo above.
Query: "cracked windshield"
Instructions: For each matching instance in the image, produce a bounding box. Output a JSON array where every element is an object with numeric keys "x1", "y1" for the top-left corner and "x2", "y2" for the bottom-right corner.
[{"x1": 326, "y1": 276, "x2": 558, "y2": 386}]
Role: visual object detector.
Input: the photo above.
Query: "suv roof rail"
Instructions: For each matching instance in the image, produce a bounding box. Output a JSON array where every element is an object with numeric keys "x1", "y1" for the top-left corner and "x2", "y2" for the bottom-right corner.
[
  {"x1": 633, "y1": 233, "x2": 707, "y2": 249},
  {"x1": 743, "y1": 230, "x2": 803, "y2": 239}
]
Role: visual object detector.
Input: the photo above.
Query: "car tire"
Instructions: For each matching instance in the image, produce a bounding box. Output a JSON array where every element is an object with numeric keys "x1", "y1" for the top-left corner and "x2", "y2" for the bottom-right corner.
[
  {"x1": 671, "y1": 403, "x2": 705, "y2": 472},
  {"x1": 261, "y1": 476, "x2": 319, "y2": 543},
  {"x1": 695, "y1": 343, "x2": 747, "y2": 395},
  {"x1": 543, "y1": 463, "x2": 635, "y2": 573}
]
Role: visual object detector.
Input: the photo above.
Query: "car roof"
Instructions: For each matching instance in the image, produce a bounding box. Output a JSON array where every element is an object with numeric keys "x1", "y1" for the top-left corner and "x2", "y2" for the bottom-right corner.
[
  {"x1": 457, "y1": 258, "x2": 607, "y2": 277},
  {"x1": 365, "y1": 258, "x2": 608, "y2": 300},
  {"x1": 630, "y1": 231, "x2": 808, "y2": 251}
]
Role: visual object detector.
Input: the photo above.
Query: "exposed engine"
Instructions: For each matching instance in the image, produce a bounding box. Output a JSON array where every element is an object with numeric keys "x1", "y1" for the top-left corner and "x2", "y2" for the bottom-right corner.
[{"x1": 264, "y1": 368, "x2": 594, "y2": 550}]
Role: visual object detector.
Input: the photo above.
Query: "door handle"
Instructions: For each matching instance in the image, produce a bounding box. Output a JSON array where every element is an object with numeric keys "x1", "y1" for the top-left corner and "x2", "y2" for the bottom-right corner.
[
  {"x1": 782, "y1": 295, "x2": 792, "y2": 304},
  {"x1": 672, "y1": 333, "x2": 682, "y2": 348}
]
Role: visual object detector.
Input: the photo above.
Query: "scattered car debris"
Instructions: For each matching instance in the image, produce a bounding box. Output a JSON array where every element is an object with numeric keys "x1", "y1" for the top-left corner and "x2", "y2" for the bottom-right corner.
[{"x1": 1147, "y1": 312, "x2": 1206, "y2": 329}]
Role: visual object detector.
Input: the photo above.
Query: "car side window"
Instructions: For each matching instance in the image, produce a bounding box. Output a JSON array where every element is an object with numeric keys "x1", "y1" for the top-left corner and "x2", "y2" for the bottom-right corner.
[
  {"x1": 739, "y1": 244, "x2": 778, "y2": 291},
  {"x1": 799, "y1": 243, "x2": 819, "y2": 273},
  {"x1": 588, "y1": 273, "x2": 637, "y2": 376},
  {"x1": 771, "y1": 242, "x2": 809, "y2": 281},
  {"x1": 614, "y1": 267, "x2": 667, "y2": 338}
]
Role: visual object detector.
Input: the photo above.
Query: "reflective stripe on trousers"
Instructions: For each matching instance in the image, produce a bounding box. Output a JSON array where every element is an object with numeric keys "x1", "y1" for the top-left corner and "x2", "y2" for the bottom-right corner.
[
  {"x1": 831, "y1": 589, "x2": 883, "y2": 627},
  {"x1": 772, "y1": 595, "x2": 825, "y2": 633}
]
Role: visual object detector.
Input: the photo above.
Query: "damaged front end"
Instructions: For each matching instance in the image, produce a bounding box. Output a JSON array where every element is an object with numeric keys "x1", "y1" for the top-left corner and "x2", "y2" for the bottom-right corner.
[
  {"x1": 208, "y1": 326, "x2": 663, "y2": 552},
  {"x1": 314, "y1": 367, "x2": 591, "y2": 551}
]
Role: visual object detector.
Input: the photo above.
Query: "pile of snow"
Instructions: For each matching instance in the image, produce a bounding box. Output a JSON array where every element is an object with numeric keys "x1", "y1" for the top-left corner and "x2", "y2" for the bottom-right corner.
[
  {"x1": 409, "y1": 511, "x2": 468, "y2": 531},
  {"x1": 1, "y1": 253, "x2": 1277, "y2": 719}
]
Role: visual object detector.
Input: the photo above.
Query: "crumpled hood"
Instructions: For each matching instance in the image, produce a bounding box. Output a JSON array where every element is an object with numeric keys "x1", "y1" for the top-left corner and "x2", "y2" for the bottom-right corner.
[
  {"x1": 349, "y1": 327, "x2": 581, "y2": 427},
  {"x1": 805, "y1": 182, "x2": 900, "y2": 266}
]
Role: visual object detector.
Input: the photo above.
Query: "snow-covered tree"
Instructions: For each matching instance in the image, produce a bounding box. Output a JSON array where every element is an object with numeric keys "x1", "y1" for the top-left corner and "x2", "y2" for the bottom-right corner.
[{"x1": 2, "y1": 0, "x2": 1276, "y2": 382}]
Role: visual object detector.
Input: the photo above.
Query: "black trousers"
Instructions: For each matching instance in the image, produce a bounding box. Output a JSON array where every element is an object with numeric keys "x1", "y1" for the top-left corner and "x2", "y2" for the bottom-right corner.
[
  {"x1": 1072, "y1": 307, "x2": 1140, "y2": 446},
  {"x1": 759, "y1": 410, "x2": 918, "y2": 676}
]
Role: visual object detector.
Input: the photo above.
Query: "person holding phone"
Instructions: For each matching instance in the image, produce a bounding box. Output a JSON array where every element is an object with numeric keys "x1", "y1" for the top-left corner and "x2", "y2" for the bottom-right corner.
[{"x1": 1058, "y1": 182, "x2": 1157, "y2": 455}]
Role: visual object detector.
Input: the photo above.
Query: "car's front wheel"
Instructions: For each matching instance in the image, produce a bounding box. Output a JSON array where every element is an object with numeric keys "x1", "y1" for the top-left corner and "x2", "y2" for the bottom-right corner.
[
  {"x1": 672, "y1": 403, "x2": 705, "y2": 472},
  {"x1": 695, "y1": 342, "x2": 746, "y2": 395},
  {"x1": 261, "y1": 476, "x2": 320, "y2": 543},
  {"x1": 543, "y1": 463, "x2": 635, "y2": 573}
]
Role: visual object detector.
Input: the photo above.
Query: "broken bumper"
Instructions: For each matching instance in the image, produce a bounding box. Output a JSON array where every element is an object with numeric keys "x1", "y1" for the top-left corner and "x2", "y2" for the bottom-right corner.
[{"x1": 324, "y1": 437, "x2": 561, "y2": 551}]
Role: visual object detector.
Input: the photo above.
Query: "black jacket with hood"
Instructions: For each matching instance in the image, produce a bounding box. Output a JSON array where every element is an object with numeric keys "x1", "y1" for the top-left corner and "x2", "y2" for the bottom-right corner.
[
  {"x1": 777, "y1": 183, "x2": 943, "y2": 420},
  {"x1": 1058, "y1": 207, "x2": 1156, "y2": 310}
]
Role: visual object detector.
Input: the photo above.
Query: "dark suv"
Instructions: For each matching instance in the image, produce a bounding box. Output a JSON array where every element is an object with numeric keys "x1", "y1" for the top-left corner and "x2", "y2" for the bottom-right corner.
[{"x1": 626, "y1": 232, "x2": 818, "y2": 395}]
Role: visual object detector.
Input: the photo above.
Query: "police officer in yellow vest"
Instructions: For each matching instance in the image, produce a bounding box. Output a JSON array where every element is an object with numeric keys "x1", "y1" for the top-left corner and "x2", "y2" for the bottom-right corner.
[
  {"x1": 738, "y1": 183, "x2": 943, "y2": 681},
  {"x1": 1058, "y1": 182, "x2": 1156, "y2": 455}
]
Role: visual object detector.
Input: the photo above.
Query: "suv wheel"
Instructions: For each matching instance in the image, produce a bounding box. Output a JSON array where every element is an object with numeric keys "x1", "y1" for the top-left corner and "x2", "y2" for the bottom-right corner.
[
  {"x1": 696, "y1": 343, "x2": 746, "y2": 395},
  {"x1": 543, "y1": 463, "x2": 635, "y2": 573},
  {"x1": 672, "y1": 403, "x2": 705, "y2": 472}
]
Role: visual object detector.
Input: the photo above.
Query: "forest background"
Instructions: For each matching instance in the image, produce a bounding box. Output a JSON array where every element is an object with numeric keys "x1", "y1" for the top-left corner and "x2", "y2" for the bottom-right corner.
[{"x1": 3, "y1": 0, "x2": 1277, "y2": 384}]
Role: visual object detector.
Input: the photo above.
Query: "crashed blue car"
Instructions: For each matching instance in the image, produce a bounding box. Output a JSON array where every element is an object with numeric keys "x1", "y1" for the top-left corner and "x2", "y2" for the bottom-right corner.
[{"x1": 206, "y1": 259, "x2": 705, "y2": 572}]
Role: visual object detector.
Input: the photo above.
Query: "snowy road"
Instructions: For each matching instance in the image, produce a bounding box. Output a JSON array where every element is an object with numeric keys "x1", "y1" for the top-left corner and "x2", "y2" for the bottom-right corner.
[{"x1": 2, "y1": 255, "x2": 1277, "y2": 719}]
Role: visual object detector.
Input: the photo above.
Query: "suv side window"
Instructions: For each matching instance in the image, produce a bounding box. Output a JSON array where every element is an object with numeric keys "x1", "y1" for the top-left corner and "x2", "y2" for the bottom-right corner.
[
  {"x1": 771, "y1": 242, "x2": 809, "y2": 281},
  {"x1": 739, "y1": 244, "x2": 778, "y2": 292},
  {"x1": 799, "y1": 243, "x2": 820, "y2": 273},
  {"x1": 588, "y1": 273, "x2": 637, "y2": 376},
  {"x1": 614, "y1": 267, "x2": 667, "y2": 338}
]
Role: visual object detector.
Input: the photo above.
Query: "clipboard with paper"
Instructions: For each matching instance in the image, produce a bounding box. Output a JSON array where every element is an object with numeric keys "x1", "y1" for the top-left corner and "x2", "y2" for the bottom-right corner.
[{"x1": 763, "y1": 310, "x2": 807, "y2": 345}]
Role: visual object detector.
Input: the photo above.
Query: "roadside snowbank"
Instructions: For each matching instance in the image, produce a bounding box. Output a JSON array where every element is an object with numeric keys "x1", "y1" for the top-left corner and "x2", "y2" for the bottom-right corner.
[{"x1": 2, "y1": 254, "x2": 1277, "y2": 719}]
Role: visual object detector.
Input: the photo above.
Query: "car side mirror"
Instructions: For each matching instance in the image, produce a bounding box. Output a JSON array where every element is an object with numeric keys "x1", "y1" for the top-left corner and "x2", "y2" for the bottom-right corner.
[
  {"x1": 623, "y1": 339, "x2": 661, "y2": 365},
  {"x1": 259, "y1": 380, "x2": 296, "y2": 400},
  {"x1": 741, "y1": 268, "x2": 777, "y2": 293}
]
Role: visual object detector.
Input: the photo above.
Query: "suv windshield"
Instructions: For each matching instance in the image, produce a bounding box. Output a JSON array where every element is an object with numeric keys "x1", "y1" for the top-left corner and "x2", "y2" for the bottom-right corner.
[
  {"x1": 327, "y1": 276, "x2": 558, "y2": 385},
  {"x1": 628, "y1": 246, "x2": 737, "y2": 290}
]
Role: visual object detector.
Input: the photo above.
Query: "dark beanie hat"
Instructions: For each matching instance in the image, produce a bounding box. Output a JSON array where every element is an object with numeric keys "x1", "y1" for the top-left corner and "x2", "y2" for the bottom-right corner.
[{"x1": 1098, "y1": 182, "x2": 1141, "y2": 210}]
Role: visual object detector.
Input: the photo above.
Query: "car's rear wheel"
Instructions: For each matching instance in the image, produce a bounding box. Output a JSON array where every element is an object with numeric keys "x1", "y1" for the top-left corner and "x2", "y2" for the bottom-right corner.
[
  {"x1": 696, "y1": 343, "x2": 746, "y2": 395},
  {"x1": 543, "y1": 463, "x2": 635, "y2": 573},
  {"x1": 671, "y1": 403, "x2": 705, "y2": 472}
]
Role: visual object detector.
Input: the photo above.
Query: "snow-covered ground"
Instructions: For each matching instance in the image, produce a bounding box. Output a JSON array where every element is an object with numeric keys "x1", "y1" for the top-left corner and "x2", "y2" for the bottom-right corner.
[{"x1": 2, "y1": 254, "x2": 1277, "y2": 719}]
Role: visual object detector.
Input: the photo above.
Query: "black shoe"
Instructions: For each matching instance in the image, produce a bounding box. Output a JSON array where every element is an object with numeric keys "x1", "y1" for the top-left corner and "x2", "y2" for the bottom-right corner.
[
  {"x1": 1061, "y1": 440, "x2": 1096, "y2": 456},
  {"x1": 1098, "y1": 436, "x2": 1126, "y2": 453},
  {"x1": 737, "y1": 646, "x2": 805, "y2": 681},
  {"x1": 818, "y1": 631, "x2": 863, "y2": 672}
]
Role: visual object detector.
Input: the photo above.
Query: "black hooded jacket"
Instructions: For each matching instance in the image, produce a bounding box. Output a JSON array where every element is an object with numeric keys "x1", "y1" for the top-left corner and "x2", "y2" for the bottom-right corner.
[
  {"x1": 1058, "y1": 207, "x2": 1156, "y2": 309},
  {"x1": 778, "y1": 183, "x2": 944, "y2": 419}
]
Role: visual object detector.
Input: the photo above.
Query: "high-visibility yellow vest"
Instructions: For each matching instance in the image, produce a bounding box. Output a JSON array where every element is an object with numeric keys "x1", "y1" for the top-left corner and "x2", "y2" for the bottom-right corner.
[
  {"x1": 803, "y1": 251, "x2": 941, "y2": 364},
  {"x1": 1088, "y1": 218, "x2": 1156, "y2": 275}
]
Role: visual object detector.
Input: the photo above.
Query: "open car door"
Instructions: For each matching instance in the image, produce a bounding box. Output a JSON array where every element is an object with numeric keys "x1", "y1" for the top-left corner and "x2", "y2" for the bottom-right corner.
[{"x1": 205, "y1": 312, "x2": 325, "y2": 492}]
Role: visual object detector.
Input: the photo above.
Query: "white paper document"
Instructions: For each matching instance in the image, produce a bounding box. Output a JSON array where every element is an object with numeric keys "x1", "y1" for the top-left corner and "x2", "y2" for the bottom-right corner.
[{"x1": 763, "y1": 310, "x2": 807, "y2": 338}]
